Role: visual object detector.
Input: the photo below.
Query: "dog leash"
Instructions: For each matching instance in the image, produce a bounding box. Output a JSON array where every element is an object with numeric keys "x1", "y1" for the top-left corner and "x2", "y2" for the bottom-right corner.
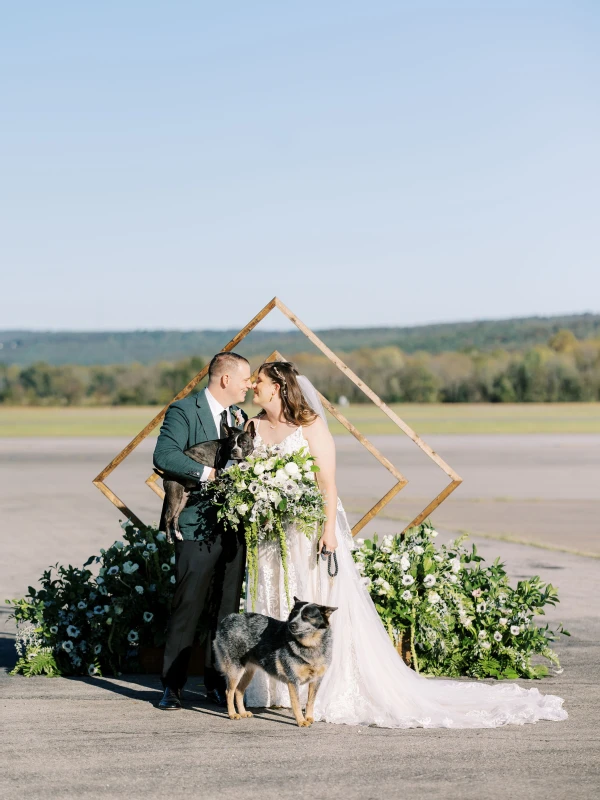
[{"x1": 320, "y1": 547, "x2": 338, "y2": 578}]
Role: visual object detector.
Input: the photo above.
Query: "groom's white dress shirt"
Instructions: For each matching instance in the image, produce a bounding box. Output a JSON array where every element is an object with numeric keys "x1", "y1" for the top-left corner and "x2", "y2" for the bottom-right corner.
[{"x1": 198, "y1": 388, "x2": 233, "y2": 482}]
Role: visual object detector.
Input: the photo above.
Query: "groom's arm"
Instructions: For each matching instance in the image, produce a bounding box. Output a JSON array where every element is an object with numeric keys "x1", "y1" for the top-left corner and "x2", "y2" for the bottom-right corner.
[{"x1": 153, "y1": 404, "x2": 207, "y2": 483}]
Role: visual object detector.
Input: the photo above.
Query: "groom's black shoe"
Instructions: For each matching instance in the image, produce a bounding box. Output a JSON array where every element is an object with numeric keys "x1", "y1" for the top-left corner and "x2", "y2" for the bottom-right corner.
[
  {"x1": 158, "y1": 686, "x2": 182, "y2": 710},
  {"x1": 205, "y1": 687, "x2": 227, "y2": 707}
]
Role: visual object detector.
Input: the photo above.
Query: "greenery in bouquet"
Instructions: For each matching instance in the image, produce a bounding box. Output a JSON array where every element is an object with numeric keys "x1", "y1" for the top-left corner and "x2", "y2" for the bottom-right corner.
[
  {"x1": 204, "y1": 443, "x2": 326, "y2": 609},
  {"x1": 353, "y1": 524, "x2": 569, "y2": 680},
  {"x1": 7, "y1": 522, "x2": 177, "y2": 677}
]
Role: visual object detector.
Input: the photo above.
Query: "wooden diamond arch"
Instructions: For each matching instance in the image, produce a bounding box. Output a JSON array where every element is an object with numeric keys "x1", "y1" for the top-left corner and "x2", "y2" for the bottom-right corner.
[{"x1": 93, "y1": 297, "x2": 462, "y2": 535}]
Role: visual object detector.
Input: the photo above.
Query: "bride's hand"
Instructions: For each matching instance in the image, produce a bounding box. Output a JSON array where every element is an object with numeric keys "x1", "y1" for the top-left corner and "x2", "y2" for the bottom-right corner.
[{"x1": 318, "y1": 533, "x2": 338, "y2": 553}]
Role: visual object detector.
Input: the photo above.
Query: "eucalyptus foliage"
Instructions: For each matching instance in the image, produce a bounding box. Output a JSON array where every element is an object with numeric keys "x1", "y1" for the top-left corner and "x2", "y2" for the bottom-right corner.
[{"x1": 353, "y1": 524, "x2": 569, "y2": 679}]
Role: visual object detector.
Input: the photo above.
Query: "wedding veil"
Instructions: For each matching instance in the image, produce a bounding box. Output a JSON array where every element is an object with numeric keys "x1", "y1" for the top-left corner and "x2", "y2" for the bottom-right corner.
[{"x1": 296, "y1": 374, "x2": 355, "y2": 549}]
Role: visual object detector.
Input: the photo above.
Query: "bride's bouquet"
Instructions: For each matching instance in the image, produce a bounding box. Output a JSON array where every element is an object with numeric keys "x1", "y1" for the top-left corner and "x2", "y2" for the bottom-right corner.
[{"x1": 203, "y1": 442, "x2": 326, "y2": 608}]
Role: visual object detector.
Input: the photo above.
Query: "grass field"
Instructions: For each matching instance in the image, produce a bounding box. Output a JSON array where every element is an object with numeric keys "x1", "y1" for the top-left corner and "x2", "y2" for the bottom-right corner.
[{"x1": 1, "y1": 403, "x2": 599, "y2": 437}]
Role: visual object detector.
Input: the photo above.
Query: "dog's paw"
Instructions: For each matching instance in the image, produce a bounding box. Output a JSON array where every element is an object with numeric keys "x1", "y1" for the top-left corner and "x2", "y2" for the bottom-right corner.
[
  {"x1": 228, "y1": 712, "x2": 242, "y2": 720},
  {"x1": 239, "y1": 711, "x2": 253, "y2": 718},
  {"x1": 297, "y1": 719, "x2": 311, "y2": 727},
  {"x1": 305, "y1": 716, "x2": 314, "y2": 725}
]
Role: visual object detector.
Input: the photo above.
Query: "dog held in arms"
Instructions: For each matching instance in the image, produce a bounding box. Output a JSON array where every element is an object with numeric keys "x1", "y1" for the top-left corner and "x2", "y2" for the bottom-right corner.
[
  {"x1": 157, "y1": 422, "x2": 255, "y2": 543},
  {"x1": 214, "y1": 597, "x2": 337, "y2": 727}
]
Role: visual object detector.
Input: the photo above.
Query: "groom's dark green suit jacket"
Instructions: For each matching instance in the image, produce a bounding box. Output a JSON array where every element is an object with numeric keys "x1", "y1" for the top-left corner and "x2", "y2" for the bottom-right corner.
[{"x1": 153, "y1": 389, "x2": 247, "y2": 541}]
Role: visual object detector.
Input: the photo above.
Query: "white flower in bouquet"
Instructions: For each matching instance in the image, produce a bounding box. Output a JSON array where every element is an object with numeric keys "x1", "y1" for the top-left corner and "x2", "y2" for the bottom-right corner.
[
  {"x1": 374, "y1": 561, "x2": 385, "y2": 570},
  {"x1": 107, "y1": 566, "x2": 119, "y2": 575},
  {"x1": 375, "y1": 578, "x2": 391, "y2": 595},
  {"x1": 356, "y1": 561, "x2": 365, "y2": 575},
  {"x1": 382, "y1": 535, "x2": 393, "y2": 548},
  {"x1": 77, "y1": 601, "x2": 87, "y2": 610},
  {"x1": 481, "y1": 641, "x2": 491, "y2": 650},
  {"x1": 66, "y1": 626, "x2": 80, "y2": 638},
  {"x1": 499, "y1": 594, "x2": 507, "y2": 603},
  {"x1": 274, "y1": 469, "x2": 288, "y2": 485},
  {"x1": 161, "y1": 563, "x2": 170, "y2": 572},
  {"x1": 400, "y1": 555, "x2": 410, "y2": 571},
  {"x1": 428, "y1": 529, "x2": 439, "y2": 538},
  {"x1": 493, "y1": 631, "x2": 502, "y2": 641},
  {"x1": 476, "y1": 602, "x2": 487, "y2": 613},
  {"x1": 401, "y1": 590, "x2": 412, "y2": 601},
  {"x1": 238, "y1": 503, "x2": 249, "y2": 515},
  {"x1": 238, "y1": 462, "x2": 252, "y2": 472},
  {"x1": 355, "y1": 538, "x2": 364, "y2": 547},
  {"x1": 285, "y1": 462, "x2": 300, "y2": 477},
  {"x1": 170, "y1": 576, "x2": 176, "y2": 584},
  {"x1": 478, "y1": 630, "x2": 487, "y2": 639},
  {"x1": 122, "y1": 561, "x2": 139, "y2": 574},
  {"x1": 127, "y1": 630, "x2": 139, "y2": 643},
  {"x1": 146, "y1": 543, "x2": 158, "y2": 553},
  {"x1": 267, "y1": 491, "x2": 281, "y2": 505},
  {"x1": 253, "y1": 463, "x2": 265, "y2": 475},
  {"x1": 135, "y1": 586, "x2": 144, "y2": 594},
  {"x1": 433, "y1": 555, "x2": 443, "y2": 563},
  {"x1": 94, "y1": 644, "x2": 102, "y2": 654},
  {"x1": 248, "y1": 481, "x2": 260, "y2": 493},
  {"x1": 235, "y1": 481, "x2": 247, "y2": 491},
  {"x1": 402, "y1": 574, "x2": 415, "y2": 587},
  {"x1": 93, "y1": 606, "x2": 104, "y2": 615},
  {"x1": 428, "y1": 591, "x2": 441, "y2": 604},
  {"x1": 361, "y1": 577, "x2": 372, "y2": 589},
  {"x1": 471, "y1": 588, "x2": 482, "y2": 598},
  {"x1": 450, "y1": 558, "x2": 461, "y2": 574},
  {"x1": 499, "y1": 617, "x2": 508, "y2": 626},
  {"x1": 423, "y1": 574, "x2": 436, "y2": 588},
  {"x1": 412, "y1": 545, "x2": 424, "y2": 555},
  {"x1": 170, "y1": 555, "x2": 176, "y2": 564},
  {"x1": 113, "y1": 605, "x2": 123, "y2": 615},
  {"x1": 88, "y1": 664, "x2": 98, "y2": 676},
  {"x1": 389, "y1": 553, "x2": 401, "y2": 564},
  {"x1": 449, "y1": 574, "x2": 458, "y2": 584},
  {"x1": 50, "y1": 626, "x2": 58, "y2": 634},
  {"x1": 62, "y1": 640, "x2": 74, "y2": 652},
  {"x1": 381, "y1": 546, "x2": 392, "y2": 554},
  {"x1": 264, "y1": 458, "x2": 276, "y2": 470},
  {"x1": 143, "y1": 612, "x2": 154, "y2": 622},
  {"x1": 257, "y1": 489, "x2": 269, "y2": 501},
  {"x1": 156, "y1": 532, "x2": 166, "y2": 542},
  {"x1": 510, "y1": 625, "x2": 520, "y2": 636}
]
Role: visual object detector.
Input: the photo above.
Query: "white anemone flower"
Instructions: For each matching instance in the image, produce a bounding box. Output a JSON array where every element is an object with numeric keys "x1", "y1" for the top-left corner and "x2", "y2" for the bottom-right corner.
[
  {"x1": 143, "y1": 612, "x2": 154, "y2": 622},
  {"x1": 478, "y1": 630, "x2": 487, "y2": 639},
  {"x1": 122, "y1": 561, "x2": 139, "y2": 575},
  {"x1": 400, "y1": 556, "x2": 410, "y2": 572},
  {"x1": 107, "y1": 566, "x2": 119, "y2": 575},
  {"x1": 499, "y1": 617, "x2": 508, "y2": 626},
  {"x1": 238, "y1": 503, "x2": 249, "y2": 515},
  {"x1": 412, "y1": 545, "x2": 424, "y2": 555},
  {"x1": 360, "y1": 577, "x2": 372, "y2": 589},
  {"x1": 428, "y1": 591, "x2": 441, "y2": 604},
  {"x1": 380, "y1": 546, "x2": 392, "y2": 554},
  {"x1": 493, "y1": 631, "x2": 502, "y2": 641},
  {"x1": 423, "y1": 574, "x2": 436, "y2": 588},
  {"x1": 50, "y1": 626, "x2": 58, "y2": 634},
  {"x1": 94, "y1": 644, "x2": 102, "y2": 654},
  {"x1": 135, "y1": 586, "x2": 144, "y2": 594},
  {"x1": 93, "y1": 606, "x2": 104, "y2": 615},
  {"x1": 146, "y1": 543, "x2": 158, "y2": 553},
  {"x1": 77, "y1": 601, "x2": 87, "y2": 610},
  {"x1": 401, "y1": 590, "x2": 412, "y2": 601},
  {"x1": 170, "y1": 575, "x2": 176, "y2": 584},
  {"x1": 476, "y1": 602, "x2": 487, "y2": 613},
  {"x1": 373, "y1": 561, "x2": 385, "y2": 570},
  {"x1": 401, "y1": 574, "x2": 415, "y2": 587},
  {"x1": 382, "y1": 535, "x2": 393, "y2": 548},
  {"x1": 62, "y1": 640, "x2": 74, "y2": 652},
  {"x1": 510, "y1": 625, "x2": 521, "y2": 636},
  {"x1": 66, "y1": 625, "x2": 80, "y2": 638},
  {"x1": 481, "y1": 641, "x2": 491, "y2": 650},
  {"x1": 156, "y1": 532, "x2": 166, "y2": 542},
  {"x1": 88, "y1": 664, "x2": 99, "y2": 676},
  {"x1": 127, "y1": 630, "x2": 139, "y2": 643},
  {"x1": 170, "y1": 555, "x2": 176, "y2": 564},
  {"x1": 390, "y1": 553, "x2": 402, "y2": 564},
  {"x1": 161, "y1": 563, "x2": 170, "y2": 572}
]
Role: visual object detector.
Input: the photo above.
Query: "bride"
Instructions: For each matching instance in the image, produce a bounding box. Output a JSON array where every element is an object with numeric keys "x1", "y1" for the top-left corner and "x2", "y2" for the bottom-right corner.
[{"x1": 242, "y1": 360, "x2": 567, "y2": 728}]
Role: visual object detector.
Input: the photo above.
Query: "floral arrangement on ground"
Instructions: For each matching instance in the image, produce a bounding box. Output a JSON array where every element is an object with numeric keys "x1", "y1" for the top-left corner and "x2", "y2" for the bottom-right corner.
[
  {"x1": 353, "y1": 525, "x2": 569, "y2": 679},
  {"x1": 7, "y1": 522, "x2": 568, "y2": 680}
]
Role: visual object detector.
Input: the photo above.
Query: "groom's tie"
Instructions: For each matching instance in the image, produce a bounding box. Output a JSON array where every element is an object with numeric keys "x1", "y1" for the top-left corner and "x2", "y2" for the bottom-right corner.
[{"x1": 219, "y1": 409, "x2": 228, "y2": 438}]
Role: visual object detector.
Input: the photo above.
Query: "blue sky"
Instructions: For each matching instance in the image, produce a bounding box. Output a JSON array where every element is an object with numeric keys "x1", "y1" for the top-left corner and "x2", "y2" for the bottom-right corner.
[{"x1": 1, "y1": 1, "x2": 598, "y2": 331}]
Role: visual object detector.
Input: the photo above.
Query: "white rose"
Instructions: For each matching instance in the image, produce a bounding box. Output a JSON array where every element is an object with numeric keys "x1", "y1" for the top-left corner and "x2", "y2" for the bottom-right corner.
[
  {"x1": 412, "y1": 546, "x2": 424, "y2": 555},
  {"x1": 374, "y1": 561, "x2": 385, "y2": 570},
  {"x1": 253, "y1": 463, "x2": 265, "y2": 475},
  {"x1": 284, "y1": 462, "x2": 300, "y2": 476},
  {"x1": 428, "y1": 592, "x2": 440, "y2": 604},
  {"x1": 238, "y1": 503, "x2": 248, "y2": 515},
  {"x1": 275, "y1": 469, "x2": 288, "y2": 484},
  {"x1": 382, "y1": 535, "x2": 393, "y2": 548}
]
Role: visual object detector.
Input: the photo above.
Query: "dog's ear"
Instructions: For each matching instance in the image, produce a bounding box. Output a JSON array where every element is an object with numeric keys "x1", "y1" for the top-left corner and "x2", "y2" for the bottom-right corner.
[
  {"x1": 320, "y1": 606, "x2": 338, "y2": 620},
  {"x1": 246, "y1": 420, "x2": 256, "y2": 438},
  {"x1": 293, "y1": 596, "x2": 303, "y2": 607},
  {"x1": 221, "y1": 423, "x2": 234, "y2": 438}
]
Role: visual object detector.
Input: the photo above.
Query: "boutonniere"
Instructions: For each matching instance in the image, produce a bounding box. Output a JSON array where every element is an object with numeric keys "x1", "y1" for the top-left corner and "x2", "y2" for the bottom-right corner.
[{"x1": 234, "y1": 409, "x2": 244, "y2": 428}]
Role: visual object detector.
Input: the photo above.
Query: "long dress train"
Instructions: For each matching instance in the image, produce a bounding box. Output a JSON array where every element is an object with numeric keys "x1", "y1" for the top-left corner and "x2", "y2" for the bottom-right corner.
[{"x1": 244, "y1": 426, "x2": 567, "y2": 728}]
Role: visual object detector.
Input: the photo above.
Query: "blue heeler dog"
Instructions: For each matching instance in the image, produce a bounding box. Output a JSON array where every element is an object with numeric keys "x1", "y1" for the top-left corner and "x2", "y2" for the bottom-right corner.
[{"x1": 214, "y1": 597, "x2": 337, "y2": 727}]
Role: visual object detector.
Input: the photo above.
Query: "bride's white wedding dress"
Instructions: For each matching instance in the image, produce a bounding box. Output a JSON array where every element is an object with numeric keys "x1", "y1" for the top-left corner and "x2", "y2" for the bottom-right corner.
[{"x1": 244, "y1": 422, "x2": 567, "y2": 728}]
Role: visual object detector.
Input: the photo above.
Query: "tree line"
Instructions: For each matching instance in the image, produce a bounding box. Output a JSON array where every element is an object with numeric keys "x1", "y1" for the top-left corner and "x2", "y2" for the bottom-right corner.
[{"x1": 1, "y1": 330, "x2": 599, "y2": 406}]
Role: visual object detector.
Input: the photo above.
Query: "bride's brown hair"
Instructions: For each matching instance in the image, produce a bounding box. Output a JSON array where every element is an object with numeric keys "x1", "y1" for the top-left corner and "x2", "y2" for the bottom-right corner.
[{"x1": 258, "y1": 361, "x2": 318, "y2": 426}]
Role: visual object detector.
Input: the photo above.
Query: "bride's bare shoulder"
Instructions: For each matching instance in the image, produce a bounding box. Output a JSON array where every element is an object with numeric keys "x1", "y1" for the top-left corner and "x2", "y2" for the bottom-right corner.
[
  {"x1": 302, "y1": 415, "x2": 331, "y2": 439},
  {"x1": 244, "y1": 415, "x2": 263, "y2": 432}
]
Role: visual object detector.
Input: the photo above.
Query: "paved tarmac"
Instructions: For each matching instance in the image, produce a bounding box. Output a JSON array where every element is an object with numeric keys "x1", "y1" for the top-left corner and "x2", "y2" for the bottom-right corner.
[{"x1": 1, "y1": 435, "x2": 599, "y2": 799}]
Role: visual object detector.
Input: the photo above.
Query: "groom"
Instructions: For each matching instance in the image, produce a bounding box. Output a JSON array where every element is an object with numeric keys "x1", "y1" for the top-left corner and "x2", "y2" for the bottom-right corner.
[{"x1": 153, "y1": 351, "x2": 252, "y2": 709}]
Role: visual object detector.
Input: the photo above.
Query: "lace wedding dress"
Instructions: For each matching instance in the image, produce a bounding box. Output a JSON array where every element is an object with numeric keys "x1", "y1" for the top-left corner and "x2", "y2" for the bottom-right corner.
[{"x1": 244, "y1": 422, "x2": 567, "y2": 728}]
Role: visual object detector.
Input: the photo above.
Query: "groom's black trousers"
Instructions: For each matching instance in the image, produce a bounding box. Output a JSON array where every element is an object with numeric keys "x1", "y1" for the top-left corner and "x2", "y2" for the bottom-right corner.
[{"x1": 162, "y1": 532, "x2": 245, "y2": 692}]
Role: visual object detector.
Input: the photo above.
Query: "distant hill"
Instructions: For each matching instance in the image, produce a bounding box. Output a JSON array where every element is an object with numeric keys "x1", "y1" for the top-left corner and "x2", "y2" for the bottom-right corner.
[{"x1": 1, "y1": 313, "x2": 599, "y2": 366}]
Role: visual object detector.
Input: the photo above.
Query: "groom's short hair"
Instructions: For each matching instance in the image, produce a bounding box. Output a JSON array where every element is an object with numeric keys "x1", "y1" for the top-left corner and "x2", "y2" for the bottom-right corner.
[{"x1": 208, "y1": 351, "x2": 249, "y2": 381}]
